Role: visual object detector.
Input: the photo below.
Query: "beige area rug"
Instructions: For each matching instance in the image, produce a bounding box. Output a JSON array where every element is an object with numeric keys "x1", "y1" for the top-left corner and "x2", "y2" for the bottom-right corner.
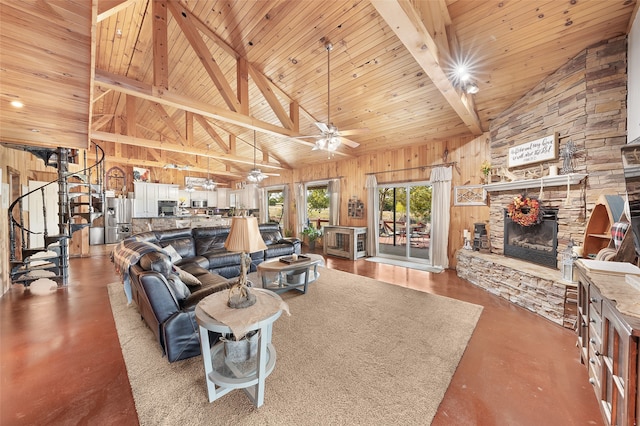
[{"x1": 108, "y1": 268, "x2": 483, "y2": 425}]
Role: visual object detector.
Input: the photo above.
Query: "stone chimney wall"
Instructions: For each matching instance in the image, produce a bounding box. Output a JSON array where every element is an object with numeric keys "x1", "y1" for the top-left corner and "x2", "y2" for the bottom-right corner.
[{"x1": 485, "y1": 36, "x2": 628, "y2": 260}]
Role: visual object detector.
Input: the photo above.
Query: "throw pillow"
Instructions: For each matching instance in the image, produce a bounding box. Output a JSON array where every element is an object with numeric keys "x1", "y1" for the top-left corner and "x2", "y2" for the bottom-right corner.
[
  {"x1": 139, "y1": 251, "x2": 172, "y2": 276},
  {"x1": 172, "y1": 265, "x2": 202, "y2": 287},
  {"x1": 163, "y1": 244, "x2": 182, "y2": 264},
  {"x1": 166, "y1": 274, "x2": 191, "y2": 301}
]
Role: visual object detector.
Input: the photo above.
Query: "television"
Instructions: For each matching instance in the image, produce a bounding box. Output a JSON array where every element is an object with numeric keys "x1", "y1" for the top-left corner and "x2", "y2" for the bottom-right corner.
[{"x1": 621, "y1": 140, "x2": 640, "y2": 257}]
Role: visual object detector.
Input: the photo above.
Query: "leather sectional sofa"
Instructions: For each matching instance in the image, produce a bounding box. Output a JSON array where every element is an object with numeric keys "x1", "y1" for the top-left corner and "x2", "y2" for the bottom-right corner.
[{"x1": 117, "y1": 223, "x2": 301, "y2": 362}]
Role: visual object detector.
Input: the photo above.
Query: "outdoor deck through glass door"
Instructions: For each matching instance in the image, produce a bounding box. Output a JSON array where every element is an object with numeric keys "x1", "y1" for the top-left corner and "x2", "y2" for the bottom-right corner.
[{"x1": 377, "y1": 183, "x2": 432, "y2": 263}]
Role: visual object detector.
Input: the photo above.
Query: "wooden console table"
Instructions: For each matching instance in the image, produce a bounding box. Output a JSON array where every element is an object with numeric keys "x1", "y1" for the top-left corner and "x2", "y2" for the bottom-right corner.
[
  {"x1": 323, "y1": 226, "x2": 367, "y2": 260},
  {"x1": 576, "y1": 260, "x2": 640, "y2": 425}
]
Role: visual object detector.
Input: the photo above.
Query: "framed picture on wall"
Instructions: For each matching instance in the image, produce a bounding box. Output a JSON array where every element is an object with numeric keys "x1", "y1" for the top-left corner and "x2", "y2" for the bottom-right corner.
[
  {"x1": 133, "y1": 167, "x2": 150, "y2": 182},
  {"x1": 454, "y1": 185, "x2": 487, "y2": 206},
  {"x1": 348, "y1": 197, "x2": 365, "y2": 218}
]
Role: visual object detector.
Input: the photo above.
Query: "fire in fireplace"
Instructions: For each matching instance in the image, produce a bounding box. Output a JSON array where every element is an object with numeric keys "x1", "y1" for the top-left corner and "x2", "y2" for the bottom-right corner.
[{"x1": 503, "y1": 209, "x2": 559, "y2": 268}]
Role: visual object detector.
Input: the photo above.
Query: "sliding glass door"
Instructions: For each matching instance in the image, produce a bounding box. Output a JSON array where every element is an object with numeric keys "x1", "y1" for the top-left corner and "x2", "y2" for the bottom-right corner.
[{"x1": 377, "y1": 182, "x2": 432, "y2": 263}]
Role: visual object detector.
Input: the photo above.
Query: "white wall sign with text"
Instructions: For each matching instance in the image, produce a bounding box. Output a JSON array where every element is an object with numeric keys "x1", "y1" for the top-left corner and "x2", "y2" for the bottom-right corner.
[{"x1": 508, "y1": 134, "x2": 558, "y2": 168}]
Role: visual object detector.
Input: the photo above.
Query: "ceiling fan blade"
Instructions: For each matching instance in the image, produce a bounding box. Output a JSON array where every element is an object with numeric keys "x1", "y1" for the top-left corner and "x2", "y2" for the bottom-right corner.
[
  {"x1": 314, "y1": 122, "x2": 330, "y2": 133},
  {"x1": 338, "y1": 128, "x2": 369, "y2": 137},
  {"x1": 340, "y1": 137, "x2": 360, "y2": 148}
]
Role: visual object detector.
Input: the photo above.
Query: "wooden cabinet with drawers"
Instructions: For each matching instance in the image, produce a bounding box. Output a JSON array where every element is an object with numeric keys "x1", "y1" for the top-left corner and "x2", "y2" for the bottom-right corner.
[{"x1": 577, "y1": 262, "x2": 640, "y2": 425}]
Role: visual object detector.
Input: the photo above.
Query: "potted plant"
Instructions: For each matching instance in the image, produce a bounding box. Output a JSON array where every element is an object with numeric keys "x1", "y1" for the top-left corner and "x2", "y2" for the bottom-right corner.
[{"x1": 301, "y1": 226, "x2": 322, "y2": 250}]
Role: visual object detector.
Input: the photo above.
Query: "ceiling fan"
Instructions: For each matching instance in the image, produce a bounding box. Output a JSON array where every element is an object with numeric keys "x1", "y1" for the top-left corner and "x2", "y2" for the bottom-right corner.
[{"x1": 296, "y1": 42, "x2": 368, "y2": 153}]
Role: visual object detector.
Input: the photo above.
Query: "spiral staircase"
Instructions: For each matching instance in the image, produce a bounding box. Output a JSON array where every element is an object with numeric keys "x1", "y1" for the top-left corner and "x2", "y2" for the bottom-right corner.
[{"x1": 8, "y1": 143, "x2": 105, "y2": 287}]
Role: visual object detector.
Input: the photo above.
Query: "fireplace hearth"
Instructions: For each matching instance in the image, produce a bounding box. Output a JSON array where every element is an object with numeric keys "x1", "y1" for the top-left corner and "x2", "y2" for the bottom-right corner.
[{"x1": 504, "y1": 209, "x2": 558, "y2": 268}]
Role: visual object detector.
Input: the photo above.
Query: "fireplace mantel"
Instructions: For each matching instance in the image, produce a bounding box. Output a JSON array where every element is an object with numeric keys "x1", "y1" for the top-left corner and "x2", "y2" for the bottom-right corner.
[{"x1": 483, "y1": 173, "x2": 588, "y2": 192}]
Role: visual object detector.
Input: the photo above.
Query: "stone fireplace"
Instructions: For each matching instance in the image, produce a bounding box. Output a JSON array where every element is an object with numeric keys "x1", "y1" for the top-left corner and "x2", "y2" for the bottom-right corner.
[
  {"x1": 456, "y1": 35, "x2": 628, "y2": 330},
  {"x1": 457, "y1": 175, "x2": 587, "y2": 329},
  {"x1": 504, "y1": 209, "x2": 558, "y2": 268}
]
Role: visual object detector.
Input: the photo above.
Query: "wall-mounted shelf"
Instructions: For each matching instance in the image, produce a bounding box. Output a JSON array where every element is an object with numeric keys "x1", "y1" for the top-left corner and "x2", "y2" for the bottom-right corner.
[{"x1": 483, "y1": 173, "x2": 588, "y2": 192}]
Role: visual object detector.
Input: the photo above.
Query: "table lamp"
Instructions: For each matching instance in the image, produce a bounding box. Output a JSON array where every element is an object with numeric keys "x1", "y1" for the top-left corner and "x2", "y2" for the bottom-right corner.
[{"x1": 224, "y1": 215, "x2": 267, "y2": 308}]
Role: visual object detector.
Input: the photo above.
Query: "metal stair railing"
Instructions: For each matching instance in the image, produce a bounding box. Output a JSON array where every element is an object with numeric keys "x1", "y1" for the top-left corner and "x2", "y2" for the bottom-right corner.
[{"x1": 8, "y1": 142, "x2": 106, "y2": 286}]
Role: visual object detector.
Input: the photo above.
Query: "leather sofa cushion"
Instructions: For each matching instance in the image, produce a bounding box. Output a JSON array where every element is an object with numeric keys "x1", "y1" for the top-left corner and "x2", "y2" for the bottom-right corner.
[
  {"x1": 133, "y1": 231, "x2": 159, "y2": 243},
  {"x1": 192, "y1": 227, "x2": 230, "y2": 254},
  {"x1": 179, "y1": 263, "x2": 230, "y2": 309},
  {"x1": 159, "y1": 237, "x2": 195, "y2": 258},
  {"x1": 175, "y1": 255, "x2": 209, "y2": 270},
  {"x1": 265, "y1": 244, "x2": 297, "y2": 259},
  {"x1": 209, "y1": 265, "x2": 242, "y2": 280},
  {"x1": 139, "y1": 251, "x2": 172, "y2": 276},
  {"x1": 202, "y1": 249, "x2": 242, "y2": 268},
  {"x1": 261, "y1": 229, "x2": 283, "y2": 245},
  {"x1": 156, "y1": 228, "x2": 193, "y2": 241}
]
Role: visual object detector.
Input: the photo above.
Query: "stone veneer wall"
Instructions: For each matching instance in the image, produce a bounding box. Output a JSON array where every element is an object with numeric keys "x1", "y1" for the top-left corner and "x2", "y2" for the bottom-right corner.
[
  {"x1": 486, "y1": 36, "x2": 628, "y2": 260},
  {"x1": 457, "y1": 36, "x2": 628, "y2": 327},
  {"x1": 457, "y1": 250, "x2": 577, "y2": 329}
]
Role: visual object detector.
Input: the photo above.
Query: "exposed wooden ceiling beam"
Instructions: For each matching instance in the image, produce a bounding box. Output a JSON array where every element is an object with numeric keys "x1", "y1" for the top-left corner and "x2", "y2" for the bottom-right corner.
[
  {"x1": 97, "y1": 0, "x2": 138, "y2": 23},
  {"x1": 152, "y1": 0, "x2": 169, "y2": 90},
  {"x1": 92, "y1": 130, "x2": 289, "y2": 170},
  {"x1": 91, "y1": 114, "x2": 113, "y2": 131},
  {"x1": 194, "y1": 115, "x2": 230, "y2": 153},
  {"x1": 167, "y1": 1, "x2": 241, "y2": 112},
  {"x1": 150, "y1": 102, "x2": 188, "y2": 146},
  {"x1": 104, "y1": 155, "x2": 238, "y2": 182},
  {"x1": 370, "y1": 0, "x2": 483, "y2": 136},
  {"x1": 94, "y1": 69, "x2": 353, "y2": 158}
]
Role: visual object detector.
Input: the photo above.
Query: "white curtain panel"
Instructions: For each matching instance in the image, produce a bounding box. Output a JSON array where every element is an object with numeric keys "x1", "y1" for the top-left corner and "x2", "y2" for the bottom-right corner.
[
  {"x1": 295, "y1": 183, "x2": 306, "y2": 235},
  {"x1": 365, "y1": 174, "x2": 379, "y2": 257},
  {"x1": 258, "y1": 187, "x2": 267, "y2": 223},
  {"x1": 430, "y1": 166, "x2": 452, "y2": 269},
  {"x1": 328, "y1": 179, "x2": 340, "y2": 226},
  {"x1": 282, "y1": 184, "x2": 290, "y2": 233}
]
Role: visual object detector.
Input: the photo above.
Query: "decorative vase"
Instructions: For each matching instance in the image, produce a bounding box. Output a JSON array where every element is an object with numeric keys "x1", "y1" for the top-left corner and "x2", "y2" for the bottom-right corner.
[{"x1": 222, "y1": 330, "x2": 259, "y2": 363}]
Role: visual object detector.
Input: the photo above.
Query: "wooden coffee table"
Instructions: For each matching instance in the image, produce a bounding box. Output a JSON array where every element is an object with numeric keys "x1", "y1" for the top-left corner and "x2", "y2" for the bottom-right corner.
[{"x1": 257, "y1": 254, "x2": 323, "y2": 294}]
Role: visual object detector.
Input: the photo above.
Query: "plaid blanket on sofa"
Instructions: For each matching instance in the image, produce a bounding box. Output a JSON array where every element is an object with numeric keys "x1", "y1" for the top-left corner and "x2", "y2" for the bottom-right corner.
[{"x1": 111, "y1": 239, "x2": 163, "y2": 304}]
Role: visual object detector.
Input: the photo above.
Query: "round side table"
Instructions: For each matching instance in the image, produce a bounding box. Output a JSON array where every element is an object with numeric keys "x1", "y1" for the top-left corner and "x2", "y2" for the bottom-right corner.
[{"x1": 195, "y1": 291, "x2": 284, "y2": 407}]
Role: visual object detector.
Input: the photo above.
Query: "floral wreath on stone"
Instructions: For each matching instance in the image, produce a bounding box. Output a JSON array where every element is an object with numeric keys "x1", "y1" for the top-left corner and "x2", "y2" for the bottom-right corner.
[{"x1": 507, "y1": 194, "x2": 542, "y2": 227}]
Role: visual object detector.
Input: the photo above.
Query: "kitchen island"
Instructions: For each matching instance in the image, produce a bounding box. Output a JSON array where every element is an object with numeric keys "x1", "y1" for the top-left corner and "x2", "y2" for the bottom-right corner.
[{"x1": 132, "y1": 216, "x2": 231, "y2": 234}]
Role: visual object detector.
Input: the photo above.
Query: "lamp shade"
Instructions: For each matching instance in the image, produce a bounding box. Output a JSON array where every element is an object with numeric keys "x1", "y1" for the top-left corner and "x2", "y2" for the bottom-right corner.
[{"x1": 224, "y1": 216, "x2": 267, "y2": 253}]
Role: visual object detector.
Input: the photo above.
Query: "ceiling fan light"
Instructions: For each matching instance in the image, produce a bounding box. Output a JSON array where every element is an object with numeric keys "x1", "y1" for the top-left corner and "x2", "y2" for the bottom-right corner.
[
  {"x1": 328, "y1": 136, "x2": 341, "y2": 151},
  {"x1": 202, "y1": 179, "x2": 216, "y2": 190},
  {"x1": 466, "y1": 82, "x2": 479, "y2": 94},
  {"x1": 247, "y1": 168, "x2": 266, "y2": 183}
]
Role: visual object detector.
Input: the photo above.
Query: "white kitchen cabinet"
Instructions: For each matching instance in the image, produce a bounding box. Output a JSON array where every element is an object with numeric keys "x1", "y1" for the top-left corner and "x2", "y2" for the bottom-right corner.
[
  {"x1": 216, "y1": 188, "x2": 229, "y2": 208},
  {"x1": 134, "y1": 182, "x2": 158, "y2": 217},
  {"x1": 207, "y1": 191, "x2": 218, "y2": 207},
  {"x1": 156, "y1": 183, "x2": 179, "y2": 201},
  {"x1": 230, "y1": 184, "x2": 258, "y2": 209},
  {"x1": 190, "y1": 190, "x2": 208, "y2": 201}
]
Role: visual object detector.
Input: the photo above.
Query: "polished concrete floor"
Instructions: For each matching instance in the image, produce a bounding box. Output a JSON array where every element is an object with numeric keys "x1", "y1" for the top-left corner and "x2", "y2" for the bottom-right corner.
[{"x1": 0, "y1": 245, "x2": 603, "y2": 425}]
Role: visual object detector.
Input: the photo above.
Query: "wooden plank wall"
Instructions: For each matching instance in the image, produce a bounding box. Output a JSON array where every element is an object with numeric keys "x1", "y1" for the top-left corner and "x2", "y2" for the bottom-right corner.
[{"x1": 245, "y1": 133, "x2": 491, "y2": 268}]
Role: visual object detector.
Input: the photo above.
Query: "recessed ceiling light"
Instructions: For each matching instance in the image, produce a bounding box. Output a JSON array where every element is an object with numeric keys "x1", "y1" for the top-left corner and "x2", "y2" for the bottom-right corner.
[
  {"x1": 10, "y1": 100, "x2": 24, "y2": 108},
  {"x1": 30, "y1": 128, "x2": 40, "y2": 132},
  {"x1": 455, "y1": 66, "x2": 470, "y2": 82}
]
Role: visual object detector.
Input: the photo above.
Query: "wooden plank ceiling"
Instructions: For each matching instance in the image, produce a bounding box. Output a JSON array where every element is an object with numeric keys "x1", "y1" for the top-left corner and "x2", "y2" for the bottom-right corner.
[{"x1": 1, "y1": 0, "x2": 637, "y2": 186}]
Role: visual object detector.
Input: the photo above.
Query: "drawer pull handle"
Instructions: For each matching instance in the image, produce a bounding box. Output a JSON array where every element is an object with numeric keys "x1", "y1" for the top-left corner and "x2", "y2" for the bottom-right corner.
[
  {"x1": 590, "y1": 318, "x2": 597, "y2": 323},
  {"x1": 590, "y1": 297, "x2": 599, "y2": 303},
  {"x1": 589, "y1": 378, "x2": 596, "y2": 385},
  {"x1": 589, "y1": 358, "x2": 596, "y2": 364},
  {"x1": 589, "y1": 338, "x2": 596, "y2": 344},
  {"x1": 595, "y1": 351, "x2": 602, "y2": 357}
]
